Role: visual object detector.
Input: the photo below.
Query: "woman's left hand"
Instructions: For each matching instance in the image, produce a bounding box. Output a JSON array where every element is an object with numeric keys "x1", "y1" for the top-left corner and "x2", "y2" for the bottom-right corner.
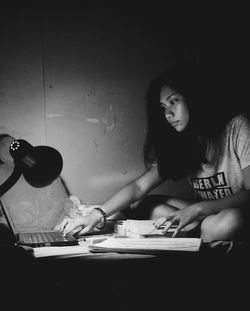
[{"x1": 155, "y1": 203, "x2": 202, "y2": 237}]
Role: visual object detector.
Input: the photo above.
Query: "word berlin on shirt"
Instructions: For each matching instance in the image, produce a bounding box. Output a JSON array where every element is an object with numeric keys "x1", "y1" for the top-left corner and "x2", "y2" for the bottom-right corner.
[{"x1": 191, "y1": 172, "x2": 233, "y2": 200}]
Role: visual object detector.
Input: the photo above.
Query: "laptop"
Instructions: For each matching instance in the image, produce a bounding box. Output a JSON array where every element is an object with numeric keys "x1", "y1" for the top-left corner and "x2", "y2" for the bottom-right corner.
[{"x1": 0, "y1": 199, "x2": 78, "y2": 247}]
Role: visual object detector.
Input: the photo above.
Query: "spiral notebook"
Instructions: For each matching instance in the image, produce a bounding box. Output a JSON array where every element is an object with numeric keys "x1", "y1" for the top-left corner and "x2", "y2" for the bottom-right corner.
[{"x1": 0, "y1": 199, "x2": 78, "y2": 247}]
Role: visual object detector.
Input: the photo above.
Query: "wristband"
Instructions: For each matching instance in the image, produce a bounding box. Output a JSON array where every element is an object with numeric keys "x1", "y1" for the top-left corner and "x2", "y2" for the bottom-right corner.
[{"x1": 93, "y1": 207, "x2": 107, "y2": 229}]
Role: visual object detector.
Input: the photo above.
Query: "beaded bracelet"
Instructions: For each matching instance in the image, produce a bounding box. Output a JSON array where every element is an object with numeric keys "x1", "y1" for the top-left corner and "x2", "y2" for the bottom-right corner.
[{"x1": 94, "y1": 207, "x2": 107, "y2": 230}]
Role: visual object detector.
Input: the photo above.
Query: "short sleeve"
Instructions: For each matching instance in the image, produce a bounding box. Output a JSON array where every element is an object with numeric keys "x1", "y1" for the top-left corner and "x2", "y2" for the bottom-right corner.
[{"x1": 233, "y1": 114, "x2": 250, "y2": 169}]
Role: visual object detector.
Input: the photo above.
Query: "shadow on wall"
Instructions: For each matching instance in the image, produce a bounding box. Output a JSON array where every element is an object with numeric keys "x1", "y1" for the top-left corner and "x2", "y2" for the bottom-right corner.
[{"x1": 0, "y1": 134, "x2": 72, "y2": 231}]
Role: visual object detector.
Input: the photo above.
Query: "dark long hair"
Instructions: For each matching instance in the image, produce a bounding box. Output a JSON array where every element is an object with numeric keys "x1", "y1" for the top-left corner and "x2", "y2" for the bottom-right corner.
[{"x1": 143, "y1": 60, "x2": 245, "y2": 181}]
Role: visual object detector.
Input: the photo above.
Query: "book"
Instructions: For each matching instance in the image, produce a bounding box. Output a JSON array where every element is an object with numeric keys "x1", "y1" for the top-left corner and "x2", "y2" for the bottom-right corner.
[
  {"x1": 88, "y1": 237, "x2": 202, "y2": 253},
  {"x1": 30, "y1": 245, "x2": 91, "y2": 258},
  {"x1": 113, "y1": 219, "x2": 186, "y2": 238}
]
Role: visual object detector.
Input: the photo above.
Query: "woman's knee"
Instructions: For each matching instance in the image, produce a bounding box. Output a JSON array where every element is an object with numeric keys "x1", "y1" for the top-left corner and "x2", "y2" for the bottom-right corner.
[
  {"x1": 127, "y1": 195, "x2": 174, "y2": 220},
  {"x1": 201, "y1": 209, "x2": 244, "y2": 242},
  {"x1": 150, "y1": 203, "x2": 177, "y2": 220},
  {"x1": 147, "y1": 195, "x2": 195, "y2": 220}
]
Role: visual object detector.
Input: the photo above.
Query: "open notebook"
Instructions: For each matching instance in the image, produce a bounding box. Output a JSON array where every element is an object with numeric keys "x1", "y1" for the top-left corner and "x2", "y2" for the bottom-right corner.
[
  {"x1": 0, "y1": 199, "x2": 78, "y2": 247},
  {"x1": 89, "y1": 236, "x2": 202, "y2": 253}
]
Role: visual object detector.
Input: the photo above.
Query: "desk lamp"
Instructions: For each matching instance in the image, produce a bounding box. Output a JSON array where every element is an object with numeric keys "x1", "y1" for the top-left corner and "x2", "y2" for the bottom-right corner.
[{"x1": 0, "y1": 139, "x2": 63, "y2": 197}]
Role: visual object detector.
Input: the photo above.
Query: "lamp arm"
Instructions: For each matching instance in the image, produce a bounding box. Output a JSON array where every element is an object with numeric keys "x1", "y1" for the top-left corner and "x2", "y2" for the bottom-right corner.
[{"x1": 0, "y1": 165, "x2": 22, "y2": 197}]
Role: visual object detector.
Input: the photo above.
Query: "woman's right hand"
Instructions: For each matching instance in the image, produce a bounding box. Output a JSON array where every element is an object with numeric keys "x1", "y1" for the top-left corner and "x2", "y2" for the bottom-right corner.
[{"x1": 57, "y1": 210, "x2": 102, "y2": 236}]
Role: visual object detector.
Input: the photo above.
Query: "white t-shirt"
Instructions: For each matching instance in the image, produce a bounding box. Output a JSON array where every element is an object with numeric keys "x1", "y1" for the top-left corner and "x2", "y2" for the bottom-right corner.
[{"x1": 189, "y1": 114, "x2": 250, "y2": 200}]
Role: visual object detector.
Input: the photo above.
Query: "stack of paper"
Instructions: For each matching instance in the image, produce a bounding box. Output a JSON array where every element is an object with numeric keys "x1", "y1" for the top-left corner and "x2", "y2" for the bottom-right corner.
[
  {"x1": 31, "y1": 245, "x2": 91, "y2": 258},
  {"x1": 114, "y1": 219, "x2": 182, "y2": 237},
  {"x1": 89, "y1": 237, "x2": 202, "y2": 253}
]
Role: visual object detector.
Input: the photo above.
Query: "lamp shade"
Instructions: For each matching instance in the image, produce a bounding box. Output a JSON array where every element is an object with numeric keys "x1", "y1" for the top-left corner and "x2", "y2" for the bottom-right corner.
[{"x1": 9, "y1": 139, "x2": 63, "y2": 188}]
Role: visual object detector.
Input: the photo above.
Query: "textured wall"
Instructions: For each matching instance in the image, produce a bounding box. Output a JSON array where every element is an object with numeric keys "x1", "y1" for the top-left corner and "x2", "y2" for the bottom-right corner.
[{"x1": 0, "y1": 4, "x2": 195, "y2": 203}]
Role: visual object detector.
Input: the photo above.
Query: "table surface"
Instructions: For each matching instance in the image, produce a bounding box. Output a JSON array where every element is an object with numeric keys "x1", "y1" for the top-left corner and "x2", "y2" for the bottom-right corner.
[{"x1": 1, "y1": 233, "x2": 249, "y2": 311}]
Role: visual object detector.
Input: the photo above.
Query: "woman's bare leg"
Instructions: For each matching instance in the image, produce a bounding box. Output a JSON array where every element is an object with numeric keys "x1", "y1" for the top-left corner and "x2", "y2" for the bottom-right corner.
[
  {"x1": 150, "y1": 196, "x2": 196, "y2": 219},
  {"x1": 200, "y1": 208, "x2": 244, "y2": 242}
]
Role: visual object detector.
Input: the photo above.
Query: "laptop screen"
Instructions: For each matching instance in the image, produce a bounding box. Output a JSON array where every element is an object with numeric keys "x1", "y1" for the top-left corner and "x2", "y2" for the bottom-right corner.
[
  {"x1": 0, "y1": 198, "x2": 78, "y2": 247},
  {"x1": 0, "y1": 199, "x2": 18, "y2": 240}
]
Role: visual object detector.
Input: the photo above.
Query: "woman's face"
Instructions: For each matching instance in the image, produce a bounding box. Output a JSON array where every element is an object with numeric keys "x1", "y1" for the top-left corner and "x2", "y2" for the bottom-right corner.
[{"x1": 160, "y1": 85, "x2": 190, "y2": 132}]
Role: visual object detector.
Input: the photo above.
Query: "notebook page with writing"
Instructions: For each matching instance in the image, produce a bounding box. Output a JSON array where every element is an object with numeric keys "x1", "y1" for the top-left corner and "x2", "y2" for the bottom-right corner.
[{"x1": 89, "y1": 237, "x2": 202, "y2": 253}]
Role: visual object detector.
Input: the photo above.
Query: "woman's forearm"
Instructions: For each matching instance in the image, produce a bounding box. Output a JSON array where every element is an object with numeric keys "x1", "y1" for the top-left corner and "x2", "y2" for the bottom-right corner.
[
  {"x1": 101, "y1": 181, "x2": 143, "y2": 217},
  {"x1": 100, "y1": 166, "x2": 163, "y2": 218}
]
